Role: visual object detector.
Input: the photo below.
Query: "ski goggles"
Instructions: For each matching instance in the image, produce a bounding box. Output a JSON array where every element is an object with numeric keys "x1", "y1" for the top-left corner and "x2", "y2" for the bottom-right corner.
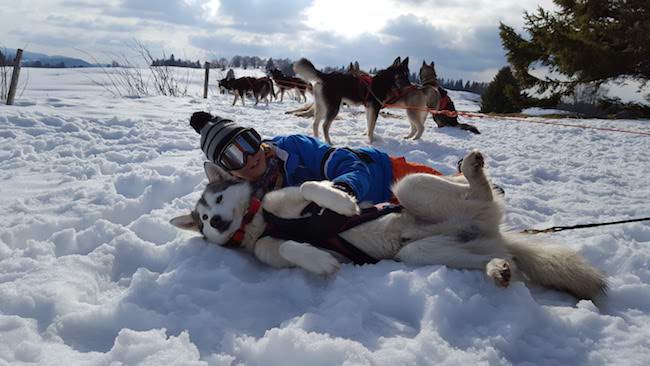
[{"x1": 218, "y1": 129, "x2": 262, "y2": 171}]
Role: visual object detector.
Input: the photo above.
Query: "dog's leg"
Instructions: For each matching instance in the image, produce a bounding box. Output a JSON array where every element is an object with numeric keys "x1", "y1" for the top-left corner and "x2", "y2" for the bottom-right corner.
[
  {"x1": 397, "y1": 235, "x2": 514, "y2": 288},
  {"x1": 279, "y1": 240, "x2": 341, "y2": 276},
  {"x1": 241, "y1": 90, "x2": 246, "y2": 106},
  {"x1": 253, "y1": 236, "x2": 295, "y2": 268},
  {"x1": 295, "y1": 104, "x2": 315, "y2": 118},
  {"x1": 397, "y1": 235, "x2": 494, "y2": 269},
  {"x1": 280, "y1": 88, "x2": 285, "y2": 102},
  {"x1": 365, "y1": 103, "x2": 381, "y2": 143},
  {"x1": 460, "y1": 150, "x2": 493, "y2": 201},
  {"x1": 405, "y1": 110, "x2": 418, "y2": 139},
  {"x1": 413, "y1": 111, "x2": 427, "y2": 140},
  {"x1": 300, "y1": 180, "x2": 360, "y2": 216},
  {"x1": 486, "y1": 258, "x2": 513, "y2": 288},
  {"x1": 252, "y1": 236, "x2": 339, "y2": 276},
  {"x1": 262, "y1": 186, "x2": 311, "y2": 219},
  {"x1": 232, "y1": 92, "x2": 238, "y2": 106},
  {"x1": 312, "y1": 85, "x2": 325, "y2": 138},
  {"x1": 322, "y1": 101, "x2": 342, "y2": 145}
]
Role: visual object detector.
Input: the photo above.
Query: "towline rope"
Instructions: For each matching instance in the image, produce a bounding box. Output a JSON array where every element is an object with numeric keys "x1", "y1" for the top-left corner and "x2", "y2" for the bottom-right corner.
[{"x1": 521, "y1": 217, "x2": 650, "y2": 234}]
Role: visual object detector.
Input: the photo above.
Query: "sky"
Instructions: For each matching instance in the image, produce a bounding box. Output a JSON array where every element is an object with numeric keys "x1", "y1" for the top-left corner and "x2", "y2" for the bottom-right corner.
[{"x1": 0, "y1": 0, "x2": 559, "y2": 82}]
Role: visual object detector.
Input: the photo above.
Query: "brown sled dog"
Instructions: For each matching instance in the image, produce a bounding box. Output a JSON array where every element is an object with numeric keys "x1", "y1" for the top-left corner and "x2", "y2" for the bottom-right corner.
[
  {"x1": 219, "y1": 76, "x2": 275, "y2": 106},
  {"x1": 420, "y1": 62, "x2": 480, "y2": 134},
  {"x1": 390, "y1": 61, "x2": 480, "y2": 139},
  {"x1": 269, "y1": 69, "x2": 310, "y2": 103}
]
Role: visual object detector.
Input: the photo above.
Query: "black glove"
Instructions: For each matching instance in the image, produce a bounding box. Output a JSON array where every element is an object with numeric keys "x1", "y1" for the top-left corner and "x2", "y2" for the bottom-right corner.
[{"x1": 332, "y1": 182, "x2": 357, "y2": 198}]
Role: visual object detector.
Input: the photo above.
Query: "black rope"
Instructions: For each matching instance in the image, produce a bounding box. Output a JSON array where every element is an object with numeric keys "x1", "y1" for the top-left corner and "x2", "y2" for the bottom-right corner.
[{"x1": 521, "y1": 217, "x2": 650, "y2": 234}]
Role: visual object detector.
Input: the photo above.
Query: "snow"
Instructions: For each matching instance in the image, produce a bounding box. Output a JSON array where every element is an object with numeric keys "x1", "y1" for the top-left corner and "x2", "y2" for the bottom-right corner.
[
  {"x1": 1, "y1": 67, "x2": 650, "y2": 365},
  {"x1": 522, "y1": 107, "x2": 573, "y2": 116}
]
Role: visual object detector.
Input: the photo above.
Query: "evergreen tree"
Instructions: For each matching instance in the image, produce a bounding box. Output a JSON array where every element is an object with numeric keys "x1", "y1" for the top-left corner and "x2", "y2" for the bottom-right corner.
[
  {"x1": 266, "y1": 58, "x2": 275, "y2": 71},
  {"x1": 500, "y1": 0, "x2": 650, "y2": 96},
  {"x1": 480, "y1": 67, "x2": 524, "y2": 113}
]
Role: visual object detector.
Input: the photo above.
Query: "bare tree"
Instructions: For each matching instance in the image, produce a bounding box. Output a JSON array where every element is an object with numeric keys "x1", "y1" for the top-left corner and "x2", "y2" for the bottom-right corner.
[{"x1": 79, "y1": 40, "x2": 191, "y2": 98}]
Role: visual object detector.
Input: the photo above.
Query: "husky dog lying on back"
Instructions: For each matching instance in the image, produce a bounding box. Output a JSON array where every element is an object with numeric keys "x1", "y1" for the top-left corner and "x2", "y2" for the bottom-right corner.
[{"x1": 170, "y1": 150, "x2": 607, "y2": 302}]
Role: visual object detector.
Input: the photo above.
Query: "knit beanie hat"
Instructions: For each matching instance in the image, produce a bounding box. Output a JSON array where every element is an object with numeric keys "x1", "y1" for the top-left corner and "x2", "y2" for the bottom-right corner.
[{"x1": 190, "y1": 111, "x2": 246, "y2": 165}]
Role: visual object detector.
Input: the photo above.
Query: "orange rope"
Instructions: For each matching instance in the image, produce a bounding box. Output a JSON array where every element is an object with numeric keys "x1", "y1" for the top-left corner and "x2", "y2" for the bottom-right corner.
[{"x1": 382, "y1": 103, "x2": 650, "y2": 137}]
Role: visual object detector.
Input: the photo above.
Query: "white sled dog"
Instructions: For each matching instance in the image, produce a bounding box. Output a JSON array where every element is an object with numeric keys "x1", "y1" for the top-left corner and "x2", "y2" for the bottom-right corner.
[{"x1": 170, "y1": 150, "x2": 607, "y2": 301}]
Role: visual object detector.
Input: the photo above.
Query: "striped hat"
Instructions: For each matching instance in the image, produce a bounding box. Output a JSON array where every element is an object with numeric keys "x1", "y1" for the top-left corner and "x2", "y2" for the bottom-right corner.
[{"x1": 190, "y1": 112, "x2": 246, "y2": 165}]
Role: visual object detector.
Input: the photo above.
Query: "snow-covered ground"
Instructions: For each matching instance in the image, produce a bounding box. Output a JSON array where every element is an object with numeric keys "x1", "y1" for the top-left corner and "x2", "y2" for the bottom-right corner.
[{"x1": 1, "y1": 67, "x2": 649, "y2": 365}]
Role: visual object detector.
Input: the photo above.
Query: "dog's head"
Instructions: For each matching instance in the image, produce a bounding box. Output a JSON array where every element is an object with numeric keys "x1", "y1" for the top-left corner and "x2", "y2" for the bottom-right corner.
[
  {"x1": 420, "y1": 61, "x2": 437, "y2": 85},
  {"x1": 218, "y1": 78, "x2": 232, "y2": 94},
  {"x1": 269, "y1": 68, "x2": 283, "y2": 79},
  {"x1": 170, "y1": 162, "x2": 253, "y2": 245},
  {"x1": 376, "y1": 56, "x2": 411, "y2": 89}
]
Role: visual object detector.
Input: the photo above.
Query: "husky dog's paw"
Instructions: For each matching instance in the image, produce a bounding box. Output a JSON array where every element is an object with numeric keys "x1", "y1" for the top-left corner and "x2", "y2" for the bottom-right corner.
[
  {"x1": 279, "y1": 240, "x2": 341, "y2": 276},
  {"x1": 460, "y1": 150, "x2": 485, "y2": 178},
  {"x1": 486, "y1": 258, "x2": 512, "y2": 288},
  {"x1": 300, "y1": 181, "x2": 360, "y2": 216}
]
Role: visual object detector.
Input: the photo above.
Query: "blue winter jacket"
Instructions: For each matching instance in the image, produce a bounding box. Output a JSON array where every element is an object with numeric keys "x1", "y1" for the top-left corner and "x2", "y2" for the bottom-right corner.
[{"x1": 269, "y1": 135, "x2": 394, "y2": 204}]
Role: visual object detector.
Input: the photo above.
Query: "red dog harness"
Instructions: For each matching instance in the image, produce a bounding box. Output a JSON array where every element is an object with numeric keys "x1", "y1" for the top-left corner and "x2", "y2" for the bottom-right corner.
[{"x1": 224, "y1": 197, "x2": 262, "y2": 248}]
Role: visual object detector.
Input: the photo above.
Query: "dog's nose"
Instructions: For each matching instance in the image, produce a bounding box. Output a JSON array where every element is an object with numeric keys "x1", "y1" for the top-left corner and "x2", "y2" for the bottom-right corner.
[{"x1": 210, "y1": 215, "x2": 231, "y2": 232}]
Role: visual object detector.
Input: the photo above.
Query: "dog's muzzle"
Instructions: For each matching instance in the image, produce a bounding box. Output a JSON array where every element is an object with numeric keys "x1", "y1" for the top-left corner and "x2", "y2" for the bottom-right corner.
[{"x1": 210, "y1": 215, "x2": 232, "y2": 232}]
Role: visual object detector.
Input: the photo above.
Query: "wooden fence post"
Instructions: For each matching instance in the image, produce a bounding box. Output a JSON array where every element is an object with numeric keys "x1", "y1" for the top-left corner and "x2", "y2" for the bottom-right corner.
[
  {"x1": 6, "y1": 48, "x2": 23, "y2": 105},
  {"x1": 203, "y1": 62, "x2": 209, "y2": 99}
]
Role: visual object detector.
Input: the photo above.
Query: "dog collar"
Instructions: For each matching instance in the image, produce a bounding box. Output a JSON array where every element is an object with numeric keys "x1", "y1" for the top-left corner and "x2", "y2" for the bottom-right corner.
[{"x1": 224, "y1": 197, "x2": 262, "y2": 247}]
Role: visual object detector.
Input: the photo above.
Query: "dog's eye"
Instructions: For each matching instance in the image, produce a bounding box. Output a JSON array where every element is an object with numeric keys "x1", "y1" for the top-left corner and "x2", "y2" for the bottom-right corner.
[
  {"x1": 216, "y1": 195, "x2": 223, "y2": 204},
  {"x1": 202, "y1": 214, "x2": 208, "y2": 221}
]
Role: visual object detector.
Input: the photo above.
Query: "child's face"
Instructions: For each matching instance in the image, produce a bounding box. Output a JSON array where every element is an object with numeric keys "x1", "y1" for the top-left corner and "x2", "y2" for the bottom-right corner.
[{"x1": 229, "y1": 148, "x2": 267, "y2": 181}]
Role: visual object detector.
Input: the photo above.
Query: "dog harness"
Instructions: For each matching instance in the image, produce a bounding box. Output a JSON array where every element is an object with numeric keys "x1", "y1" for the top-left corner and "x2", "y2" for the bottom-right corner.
[
  {"x1": 358, "y1": 74, "x2": 417, "y2": 107},
  {"x1": 438, "y1": 88, "x2": 452, "y2": 111},
  {"x1": 261, "y1": 202, "x2": 403, "y2": 265},
  {"x1": 357, "y1": 74, "x2": 374, "y2": 106},
  {"x1": 224, "y1": 197, "x2": 263, "y2": 248}
]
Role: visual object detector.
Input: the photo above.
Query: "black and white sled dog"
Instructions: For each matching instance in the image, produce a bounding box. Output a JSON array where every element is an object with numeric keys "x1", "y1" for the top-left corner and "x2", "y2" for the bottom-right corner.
[
  {"x1": 283, "y1": 61, "x2": 370, "y2": 119},
  {"x1": 293, "y1": 57, "x2": 412, "y2": 145},
  {"x1": 170, "y1": 150, "x2": 607, "y2": 302}
]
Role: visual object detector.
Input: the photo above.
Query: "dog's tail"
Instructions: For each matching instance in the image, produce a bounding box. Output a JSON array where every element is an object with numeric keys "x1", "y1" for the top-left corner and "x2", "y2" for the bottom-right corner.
[
  {"x1": 293, "y1": 58, "x2": 322, "y2": 83},
  {"x1": 458, "y1": 123, "x2": 481, "y2": 134},
  {"x1": 504, "y1": 235, "x2": 607, "y2": 301}
]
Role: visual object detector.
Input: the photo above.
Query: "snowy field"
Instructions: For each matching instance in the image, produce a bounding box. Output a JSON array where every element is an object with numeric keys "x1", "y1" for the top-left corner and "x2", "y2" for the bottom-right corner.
[{"x1": 1, "y1": 67, "x2": 649, "y2": 365}]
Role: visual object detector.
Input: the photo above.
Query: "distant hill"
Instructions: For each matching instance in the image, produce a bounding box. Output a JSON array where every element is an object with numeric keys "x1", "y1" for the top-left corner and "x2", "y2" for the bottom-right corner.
[{"x1": 1, "y1": 48, "x2": 93, "y2": 68}]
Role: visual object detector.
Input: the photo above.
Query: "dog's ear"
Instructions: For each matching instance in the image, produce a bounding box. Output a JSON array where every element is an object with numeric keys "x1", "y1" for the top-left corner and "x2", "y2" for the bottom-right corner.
[
  {"x1": 392, "y1": 57, "x2": 401, "y2": 67},
  {"x1": 204, "y1": 161, "x2": 233, "y2": 183},
  {"x1": 401, "y1": 57, "x2": 409, "y2": 68},
  {"x1": 170, "y1": 214, "x2": 200, "y2": 232},
  {"x1": 430, "y1": 61, "x2": 435, "y2": 68},
  {"x1": 354, "y1": 61, "x2": 360, "y2": 71},
  {"x1": 422, "y1": 60, "x2": 426, "y2": 67}
]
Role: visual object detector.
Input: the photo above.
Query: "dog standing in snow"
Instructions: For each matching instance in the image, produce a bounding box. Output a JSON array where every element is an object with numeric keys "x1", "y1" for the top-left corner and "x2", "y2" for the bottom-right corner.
[{"x1": 171, "y1": 150, "x2": 607, "y2": 302}]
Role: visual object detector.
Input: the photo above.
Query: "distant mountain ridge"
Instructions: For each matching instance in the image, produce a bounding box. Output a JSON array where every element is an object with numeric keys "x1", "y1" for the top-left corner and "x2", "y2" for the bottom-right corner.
[{"x1": 1, "y1": 48, "x2": 93, "y2": 67}]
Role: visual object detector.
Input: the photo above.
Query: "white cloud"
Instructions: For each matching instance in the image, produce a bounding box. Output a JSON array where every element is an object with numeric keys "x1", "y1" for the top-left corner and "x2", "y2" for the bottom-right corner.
[{"x1": 0, "y1": 0, "x2": 561, "y2": 81}]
